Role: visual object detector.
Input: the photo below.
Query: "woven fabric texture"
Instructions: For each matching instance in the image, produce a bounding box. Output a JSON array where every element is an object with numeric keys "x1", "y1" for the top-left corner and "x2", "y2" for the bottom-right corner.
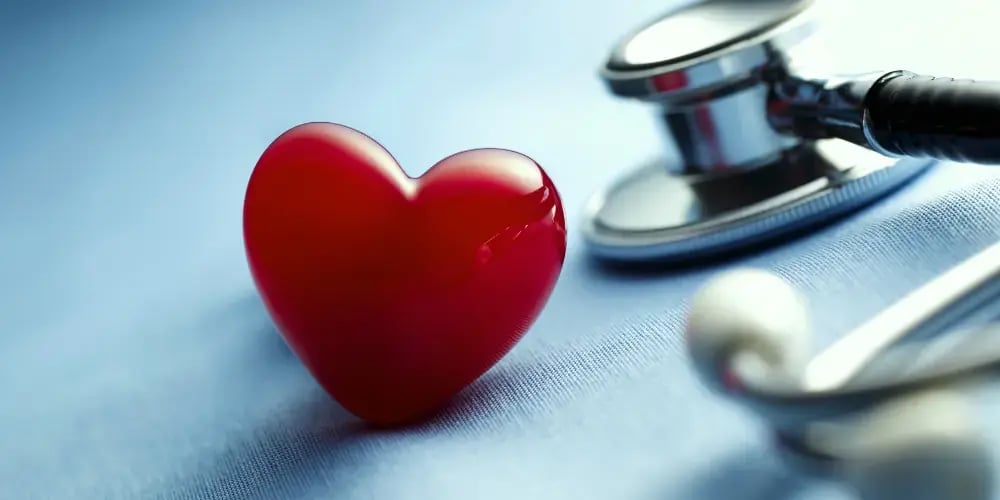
[{"x1": 2, "y1": 1, "x2": 999, "y2": 498}]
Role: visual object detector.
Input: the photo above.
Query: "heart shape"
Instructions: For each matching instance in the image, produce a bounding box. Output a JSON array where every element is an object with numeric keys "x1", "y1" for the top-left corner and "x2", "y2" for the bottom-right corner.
[{"x1": 243, "y1": 123, "x2": 566, "y2": 425}]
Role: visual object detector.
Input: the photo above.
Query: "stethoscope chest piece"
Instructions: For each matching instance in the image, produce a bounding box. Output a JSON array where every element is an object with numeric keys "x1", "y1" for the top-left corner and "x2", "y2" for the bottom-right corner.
[
  {"x1": 585, "y1": 0, "x2": 937, "y2": 262},
  {"x1": 584, "y1": 141, "x2": 931, "y2": 262}
]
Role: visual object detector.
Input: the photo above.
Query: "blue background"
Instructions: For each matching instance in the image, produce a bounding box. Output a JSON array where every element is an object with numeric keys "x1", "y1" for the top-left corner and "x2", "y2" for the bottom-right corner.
[{"x1": 3, "y1": 1, "x2": 1000, "y2": 498}]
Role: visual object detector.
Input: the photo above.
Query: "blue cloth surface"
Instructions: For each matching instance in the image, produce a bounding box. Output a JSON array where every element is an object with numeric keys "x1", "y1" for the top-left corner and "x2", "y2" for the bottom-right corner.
[{"x1": 3, "y1": 1, "x2": 1000, "y2": 499}]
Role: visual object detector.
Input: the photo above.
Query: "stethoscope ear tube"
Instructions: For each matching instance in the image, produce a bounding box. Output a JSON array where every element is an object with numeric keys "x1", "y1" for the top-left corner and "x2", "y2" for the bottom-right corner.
[
  {"x1": 736, "y1": 330, "x2": 1000, "y2": 429},
  {"x1": 864, "y1": 71, "x2": 1000, "y2": 164},
  {"x1": 685, "y1": 241, "x2": 1000, "y2": 498},
  {"x1": 687, "y1": 239, "x2": 1000, "y2": 429},
  {"x1": 773, "y1": 70, "x2": 1000, "y2": 165}
]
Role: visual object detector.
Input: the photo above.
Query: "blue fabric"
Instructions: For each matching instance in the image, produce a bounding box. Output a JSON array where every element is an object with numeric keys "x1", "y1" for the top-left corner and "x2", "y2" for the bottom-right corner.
[{"x1": 3, "y1": 1, "x2": 1000, "y2": 499}]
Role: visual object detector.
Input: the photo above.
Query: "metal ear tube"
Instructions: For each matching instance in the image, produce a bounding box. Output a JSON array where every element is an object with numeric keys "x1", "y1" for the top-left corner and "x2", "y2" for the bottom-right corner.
[{"x1": 684, "y1": 240, "x2": 1000, "y2": 499}]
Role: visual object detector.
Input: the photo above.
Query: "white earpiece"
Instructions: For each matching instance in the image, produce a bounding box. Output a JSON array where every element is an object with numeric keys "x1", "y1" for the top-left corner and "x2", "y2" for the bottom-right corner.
[
  {"x1": 685, "y1": 269, "x2": 811, "y2": 392},
  {"x1": 842, "y1": 390, "x2": 993, "y2": 500}
]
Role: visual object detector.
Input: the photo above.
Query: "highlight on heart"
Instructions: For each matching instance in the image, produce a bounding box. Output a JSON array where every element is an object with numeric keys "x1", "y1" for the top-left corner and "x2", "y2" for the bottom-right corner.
[{"x1": 243, "y1": 122, "x2": 567, "y2": 425}]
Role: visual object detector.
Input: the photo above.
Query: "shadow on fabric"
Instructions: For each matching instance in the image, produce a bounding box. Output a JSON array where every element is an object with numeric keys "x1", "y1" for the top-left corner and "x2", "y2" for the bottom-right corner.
[
  {"x1": 578, "y1": 163, "x2": 959, "y2": 280},
  {"x1": 211, "y1": 291, "x2": 299, "y2": 362},
  {"x1": 669, "y1": 447, "x2": 814, "y2": 500}
]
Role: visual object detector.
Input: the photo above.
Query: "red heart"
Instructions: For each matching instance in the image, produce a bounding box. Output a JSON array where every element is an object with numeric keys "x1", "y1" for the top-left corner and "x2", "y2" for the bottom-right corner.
[{"x1": 243, "y1": 123, "x2": 566, "y2": 425}]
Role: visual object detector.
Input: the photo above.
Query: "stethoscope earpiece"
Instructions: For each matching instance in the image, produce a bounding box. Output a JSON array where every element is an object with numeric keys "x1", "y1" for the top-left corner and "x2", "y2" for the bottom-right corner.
[
  {"x1": 585, "y1": 0, "x2": 1000, "y2": 263},
  {"x1": 684, "y1": 237, "x2": 1000, "y2": 498},
  {"x1": 686, "y1": 269, "x2": 811, "y2": 392}
]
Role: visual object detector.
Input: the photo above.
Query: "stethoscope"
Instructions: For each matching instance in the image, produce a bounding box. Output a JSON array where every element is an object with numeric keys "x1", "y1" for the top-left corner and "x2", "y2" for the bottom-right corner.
[
  {"x1": 686, "y1": 240, "x2": 1000, "y2": 499},
  {"x1": 583, "y1": 0, "x2": 1000, "y2": 262},
  {"x1": 586, "y1": 1, "x2": 1000, "y2": 498}
]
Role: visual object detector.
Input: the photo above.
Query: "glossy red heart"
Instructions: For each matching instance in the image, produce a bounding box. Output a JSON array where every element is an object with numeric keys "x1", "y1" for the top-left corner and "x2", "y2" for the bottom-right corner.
[{"x1": 243, "y1": 123, "x2": 566, "y2": 425}]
